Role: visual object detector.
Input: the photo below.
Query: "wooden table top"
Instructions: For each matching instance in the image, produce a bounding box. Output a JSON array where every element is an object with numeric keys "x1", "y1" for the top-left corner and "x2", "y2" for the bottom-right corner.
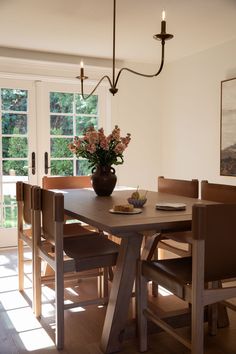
[{"x1": 63, "y1": 189, "x2": 209, "y2": 236}]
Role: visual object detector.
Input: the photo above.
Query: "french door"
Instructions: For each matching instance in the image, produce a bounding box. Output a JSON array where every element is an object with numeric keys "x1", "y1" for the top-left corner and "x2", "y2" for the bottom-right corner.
[{"x1": 0, "y1": 78, "x2": 108, "y2": 247}]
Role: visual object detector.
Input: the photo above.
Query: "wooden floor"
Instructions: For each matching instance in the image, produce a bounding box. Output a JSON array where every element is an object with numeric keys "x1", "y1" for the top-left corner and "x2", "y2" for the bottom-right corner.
[{"x1": 1, "y1": 247, "x2": 236, "y2": 354}]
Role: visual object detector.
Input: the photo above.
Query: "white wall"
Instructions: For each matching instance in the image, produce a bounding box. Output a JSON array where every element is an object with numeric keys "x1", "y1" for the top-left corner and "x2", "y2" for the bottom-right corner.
[
  {"x1": 160, "y1": 38, "x2": 236, "y2": 186},
  {"x1": 111, "y1": 62, "x2": 162, "y2": 191}
]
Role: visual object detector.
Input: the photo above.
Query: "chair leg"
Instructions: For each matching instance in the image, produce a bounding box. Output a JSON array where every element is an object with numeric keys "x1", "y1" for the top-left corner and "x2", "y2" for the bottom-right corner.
[
  {"x1": 141, "y1": 232, "x2": 162, "y2": 297},
  {"x1": 152, "y1": 248, "x2": 159, "y2": 297},
  {"x1": 55, "y1": 260, "x2": 64, "y2": 349},
  {"x1": 98, "y1": 267, "x2": 109, "y2": 299},
  {"x1": 137, "y1": 261, "x2": 148, "y2": 352},
  {"x1": 217, "y1": 281, "x2": 230, "y2": 328},
  {"x1": 191, "y1": 301, "x2": 204, "y2": 354},
  {"x1": 33, "y1": 252, "x2": 42, "y2": 317},
  {"x1": 208, "y1": 281, "x2": 218, "y2": 336},
  {"x1": 18, "y1": 238, "x2": 24, "y2": 291},
  {"x1": 103, "y1": 267, "x2": 109, "y2": 299},
  {"x1": 191, "y1": 239, "x2": 205, "y2": 354}
]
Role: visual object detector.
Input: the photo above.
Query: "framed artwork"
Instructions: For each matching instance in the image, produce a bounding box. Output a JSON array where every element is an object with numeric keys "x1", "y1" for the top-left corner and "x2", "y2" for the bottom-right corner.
[{"x1": 220, "y1": 77, "x2": 236, "y2": 176}]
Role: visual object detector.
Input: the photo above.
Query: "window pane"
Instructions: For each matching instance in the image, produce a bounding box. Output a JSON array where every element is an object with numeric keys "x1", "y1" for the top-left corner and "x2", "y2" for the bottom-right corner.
[
  {"x1": 1, "y1": 88, "x2": 27, "y2": 111},
  {"x1": 2, "y1": 160, "x2": 28, "y2": 176},
  {"x1": 3, "y1": 206, "x2": 17, "y2": 228},
  {"x1": 76, "y1": 115, "x2": 98, "y2": 136},
  {"x1": 50, "y1": 92, "x2": 73, "y2": 113},
  {"x1": 50, "y1": 138, "x2": 73, "y2": 158},
  {"x1": 3, "y1": 183, "x2": 16, "y2": 205},
  {"x1": 2, "y1": 113, "x2": 27, "y2": 134},
  {"x1": 76, "y1": 159, "x2": 91, "y2": 176},
  {"x1": 50, "y1": 115, "x2": 73, "y2": 135},
  {"x1": 2, "y1": 137, "x2": 28, "y2": 158},
  {"x1": 51, "y1": 160, "x2": 73, "y2": 176},
  {"x1": 75, "y1": 94, "x2": 98, "y2": 114}
]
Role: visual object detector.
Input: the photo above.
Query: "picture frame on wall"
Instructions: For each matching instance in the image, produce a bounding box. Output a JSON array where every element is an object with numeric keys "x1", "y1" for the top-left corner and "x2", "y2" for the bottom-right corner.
[{"x1": 220, "y1": 77, "x2": 236, "y2": 176}]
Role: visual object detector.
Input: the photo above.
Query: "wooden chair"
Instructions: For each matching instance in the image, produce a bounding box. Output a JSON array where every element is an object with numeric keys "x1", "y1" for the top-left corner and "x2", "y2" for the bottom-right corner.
[
  {"x1": 32, "y1": 186, "x2": 119, "y2": 349},
  {"x1": 42, "y1": 175, "x2": 93, "y2": 229},
  {"x1": 16, "y1": 180, "x2": 102, "y2": 314},
  {"x1": 157, "y1": 176, "x2": 198, "y2": 258},
  {"x1": 201, "y1": 180, "x2": 236, "y2": 315},
  {"x1": 16, "y1": 181, "x2": 53, "y2": 313},
  {"x1": 201, "y1": 180, "x2": 236, "y2": 203},
  {"x1": 42, "y1": 175, "x2": 91, "y2": 190},
  {"x1": 42, "y1": 175, "x2": 109, "y2": 295},
  {"x1": 147, "y1": 177, "x2": 198, "y2": 296},
  {"x1": 137, "y1": 203, "x2": 236, "y2": 354}
]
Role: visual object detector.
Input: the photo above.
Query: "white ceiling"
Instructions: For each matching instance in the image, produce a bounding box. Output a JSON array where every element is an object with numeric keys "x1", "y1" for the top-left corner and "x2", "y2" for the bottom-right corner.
[{"x1": 0, "y1": 0, "x2": 236, "y2": 64}]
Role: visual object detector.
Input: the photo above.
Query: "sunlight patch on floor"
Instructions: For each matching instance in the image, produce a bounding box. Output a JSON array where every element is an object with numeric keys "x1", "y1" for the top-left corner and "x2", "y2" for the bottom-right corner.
[
  {"x1": 41, "y1": 285, "x2": 56, "y2": 301},
  {"x1": 0, "y1": 254, "x2": 12, "y2": 265},
  {"x1": 0, "y1": 250, "x2": 56, "y2": 352},
  {"x1": 158, "y1": 285, "x2": 172, "y2": 296},
  {"x1": 0, "y1": 290, "x2": 29, "y2": 310},
  {"x1": 0, "y1": 275, "x2": 21, "y2": 292},
  {"x1": 0, "y1": 264, "x2": 17, "y2": 277},
  {"x1": 65, "y1": 286, "x2": 80, "y2": 296},
  {"x1": 19, "y1": 328, "x2": 54, "y2": 351},
  {"x1": 69, "y1": 306, "x2": 86, "y2": 313},
  {"x1": 41, "y1": 303, "x2": 55, "y2": 318},
  {"x1": 6, "y1": 307, "x2": 41, "y2": 332}
]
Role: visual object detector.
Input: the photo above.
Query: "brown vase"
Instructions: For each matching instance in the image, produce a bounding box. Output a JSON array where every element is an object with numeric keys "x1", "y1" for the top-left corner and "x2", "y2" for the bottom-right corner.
[{"x1": 91, "y1": 165, "x2": 117, "y2": 196}]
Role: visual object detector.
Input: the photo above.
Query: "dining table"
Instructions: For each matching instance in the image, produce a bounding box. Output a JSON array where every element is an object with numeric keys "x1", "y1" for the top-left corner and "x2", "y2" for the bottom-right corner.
[{"x1": 62, "y1": 188, "x2": 209, "y2": 353}]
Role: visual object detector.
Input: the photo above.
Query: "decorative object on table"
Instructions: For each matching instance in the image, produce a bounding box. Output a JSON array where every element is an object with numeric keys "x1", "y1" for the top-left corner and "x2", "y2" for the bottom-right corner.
[
  {"x1": 127, "y1": 186, "x2": 147, "y2": 208},
  {"x1": 220, "y1": 77, "x2": 236, "y2": 176},
  {"x1": 155, "y1": 202, "x2": 186, "y2": 211},
  {"x1": 68, "y1": 125, "x2": 131, "y2": 196},
  {"x1": 77, "y1": 0, "x2": 174, "y2": 99}
]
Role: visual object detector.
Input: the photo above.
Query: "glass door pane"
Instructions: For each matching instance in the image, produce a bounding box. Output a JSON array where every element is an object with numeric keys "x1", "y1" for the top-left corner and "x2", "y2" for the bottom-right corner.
[
  {"x1": 0, "y1": 80, "x2": 36, "y2": 247},
  {"x1": 36, "y1": 81, "x2": 108, "y2": 180},
  {"x1": 49, "y1": 91, "x2": 99, "y2": 176}
]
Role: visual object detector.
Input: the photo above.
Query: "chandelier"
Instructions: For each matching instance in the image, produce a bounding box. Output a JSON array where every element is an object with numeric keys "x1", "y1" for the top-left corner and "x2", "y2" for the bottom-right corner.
[{"x1": 77, "y1": 0, "x2": 173, "y2": 99}]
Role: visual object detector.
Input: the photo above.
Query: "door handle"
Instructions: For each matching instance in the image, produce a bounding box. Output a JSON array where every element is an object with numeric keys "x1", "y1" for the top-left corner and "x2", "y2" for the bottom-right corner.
[
  {"x1": 31, "y1": 152, "x2": 36, "y2": 175},
  {"x1": 44, "y1": 152, "x2": 51, "y2": 175}
]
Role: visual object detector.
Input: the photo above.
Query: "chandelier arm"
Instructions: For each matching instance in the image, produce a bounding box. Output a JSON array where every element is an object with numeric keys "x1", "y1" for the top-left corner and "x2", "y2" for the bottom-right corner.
[
  {"x1": 81, "y1": 75, "x2": 113, "y2": 99},
  {"x1": 113, "y1": 41, "x2": 165, "y2": 89}
]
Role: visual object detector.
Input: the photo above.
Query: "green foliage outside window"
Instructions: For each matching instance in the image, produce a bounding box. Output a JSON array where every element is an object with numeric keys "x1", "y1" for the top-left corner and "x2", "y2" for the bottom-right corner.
[{"x1": 49, "y1": 92, "x2": 98, "y2": 176}]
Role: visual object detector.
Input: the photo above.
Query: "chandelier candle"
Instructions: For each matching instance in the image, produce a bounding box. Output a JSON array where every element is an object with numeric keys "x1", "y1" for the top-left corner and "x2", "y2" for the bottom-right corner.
[
  {"x1": 161, "y1": 10, "x2": 166, "y2": 33},
  {"x1": 77, "y1": 0, "x2": 174, "y2": 99}
]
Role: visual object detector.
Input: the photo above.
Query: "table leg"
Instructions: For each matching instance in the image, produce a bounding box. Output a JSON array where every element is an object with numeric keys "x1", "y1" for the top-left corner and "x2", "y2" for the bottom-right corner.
[{"x1": 100, "y1": 233, "x2": 143, "y2": 353}]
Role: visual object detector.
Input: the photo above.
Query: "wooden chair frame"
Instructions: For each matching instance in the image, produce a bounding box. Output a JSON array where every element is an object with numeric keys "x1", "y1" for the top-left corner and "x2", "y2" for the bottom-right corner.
[
  {"x1": 157, "y1": 176, "x2": 198, "y2": 257},
  {"x1": 137, "y1": 203, "x2": 236, "y2": 354},
  {"x1": 17, "y1": 181, "x2": 40, "y2": 313},
  {"x1": 32, "y1": 186, "x2": 119, "y2": 349}
]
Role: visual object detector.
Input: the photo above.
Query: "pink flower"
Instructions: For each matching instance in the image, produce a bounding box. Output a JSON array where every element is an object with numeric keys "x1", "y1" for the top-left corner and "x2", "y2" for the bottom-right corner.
[
  {"x1": 114, "y1": 143, "x2": 125, "y2": 154},
  {"x1": 121, "y1": 134, "x2": 131, "y2": 147},
  {"x1": 100, "y1": 138, "x2": 109, "y2": 150},
  {"x1": 68, "y1": 143, "x2": 77, "y2": 153},
  {"x1": 86, "y1": 144, "x2": 97, "y2": 154},
  {"x1": 88, "y1": 131, "x2": 99, "y2": 144},
  {"x1": 68, "y1": 125, "x2": 131, "y2": 168},
  {"x1": 112, "y1": 125, "x2": 121, "y2": 141}
]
